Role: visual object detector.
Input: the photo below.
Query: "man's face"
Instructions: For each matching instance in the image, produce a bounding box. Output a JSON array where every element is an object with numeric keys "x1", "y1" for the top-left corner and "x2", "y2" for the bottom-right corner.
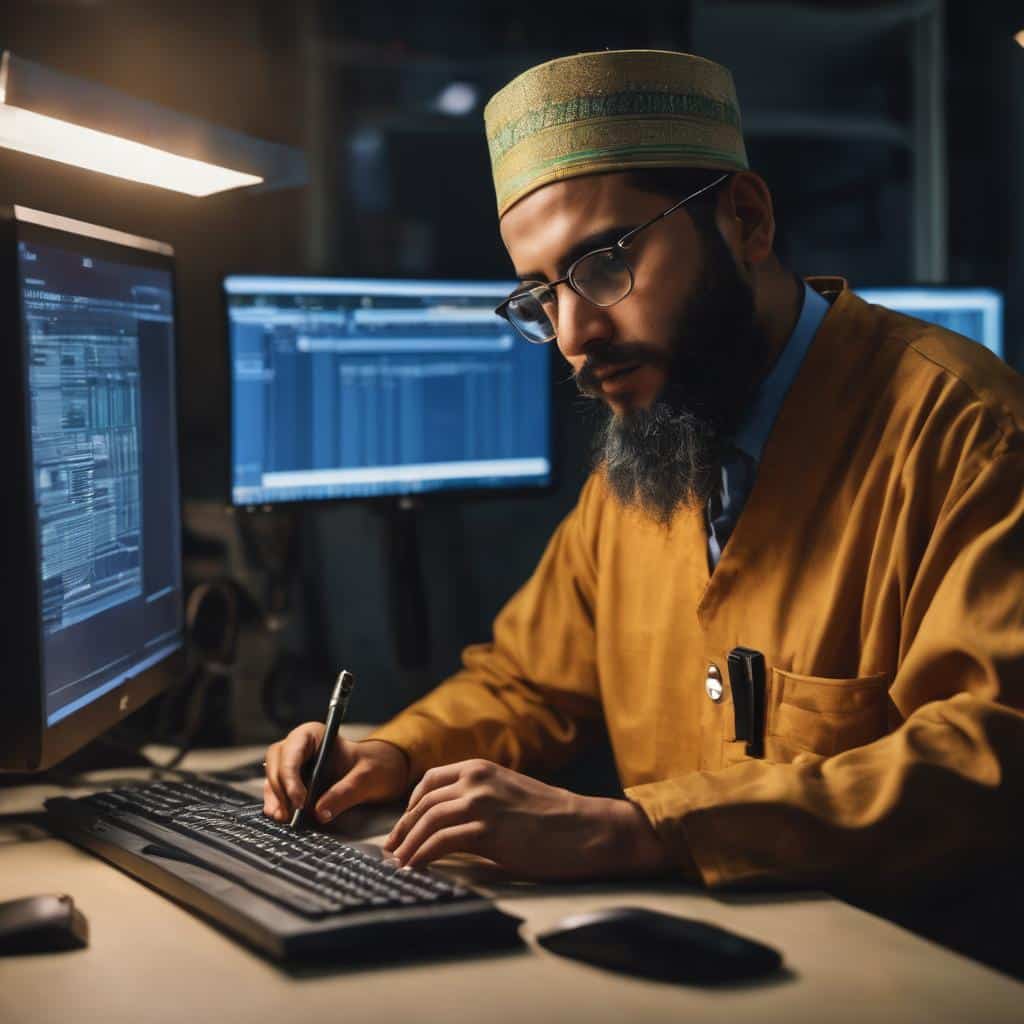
[
  {"x1": 501, "y1": 173, "x2": 704, "y2": 413},
  {"x1": 500, "y1": 172, "x2": 770, "y2": 522}
]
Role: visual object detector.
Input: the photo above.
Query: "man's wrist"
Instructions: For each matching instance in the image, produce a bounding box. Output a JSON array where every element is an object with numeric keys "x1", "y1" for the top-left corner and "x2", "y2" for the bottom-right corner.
[
  {"x1": 359, "y1": 739, "x2": 413, "y2": 795},
  {"x1": 585, "y1": 796, "x2": 673, "y2": 876}
]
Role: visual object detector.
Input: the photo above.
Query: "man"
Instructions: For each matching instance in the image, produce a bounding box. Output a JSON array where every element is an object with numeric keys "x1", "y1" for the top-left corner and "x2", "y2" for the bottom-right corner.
[{"x1": 263, "y1": 50, "x2": 1024, "y2": 890}]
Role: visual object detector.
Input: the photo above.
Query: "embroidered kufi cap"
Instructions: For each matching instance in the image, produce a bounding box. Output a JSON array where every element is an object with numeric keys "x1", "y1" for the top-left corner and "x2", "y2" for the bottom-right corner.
[{"x1": 484, "y1": 49, "x2": 748, "y2": 217}]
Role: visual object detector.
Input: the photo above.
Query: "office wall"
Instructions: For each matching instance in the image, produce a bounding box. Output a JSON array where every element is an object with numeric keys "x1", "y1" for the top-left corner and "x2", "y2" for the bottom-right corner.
[{"x1": 1, "y1": 1, "x2": 1019, "y2": 745}]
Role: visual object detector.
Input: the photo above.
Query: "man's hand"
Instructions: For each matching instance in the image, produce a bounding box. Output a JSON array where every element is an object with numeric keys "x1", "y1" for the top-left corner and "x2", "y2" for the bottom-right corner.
[
  {"x1": 263, "y1": 725, "x2": 410, "y2": 824},
  {"x1": 382, "y1": 759, "x2": 670, "y2": 880}
]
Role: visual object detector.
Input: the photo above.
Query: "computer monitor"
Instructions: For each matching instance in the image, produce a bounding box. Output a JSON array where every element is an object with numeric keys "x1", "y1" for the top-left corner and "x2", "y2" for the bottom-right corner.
[
  {"x1": 856, "y1": 286, "x2": 1004, "y2": 360},
  {"x1": 0, "y1": 207, "x2": 185, "y2": 771},
  {"x1": 223, "y1": 276, "x2": 553, "y2": 506}
]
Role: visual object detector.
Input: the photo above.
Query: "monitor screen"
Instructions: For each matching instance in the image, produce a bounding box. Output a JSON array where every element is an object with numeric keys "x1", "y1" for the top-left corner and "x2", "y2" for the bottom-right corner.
[
  {"x1": 223, "y1": 276, "x2": 553, "y2": 506},
  {"x1": 856, "y1": 287, "x2": 1004, "y2": 359},
  {"x1": 1, "y1": 207, "x2": 184, "y2": 770}
]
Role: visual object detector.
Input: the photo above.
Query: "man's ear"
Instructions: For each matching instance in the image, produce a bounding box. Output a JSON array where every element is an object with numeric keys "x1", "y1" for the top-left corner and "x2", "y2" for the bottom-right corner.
[{"x1": 715, "y1": 172, "x2": 776, "y2": 268}]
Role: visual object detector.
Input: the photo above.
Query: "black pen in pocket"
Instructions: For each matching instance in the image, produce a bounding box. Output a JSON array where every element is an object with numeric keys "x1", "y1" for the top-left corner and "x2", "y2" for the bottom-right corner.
[{"x1": 727, "y1": 648, "x2": 765, "y2": 759}]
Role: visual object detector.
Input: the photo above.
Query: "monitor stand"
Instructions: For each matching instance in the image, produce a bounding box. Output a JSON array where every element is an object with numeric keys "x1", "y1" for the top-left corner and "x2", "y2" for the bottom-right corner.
[
  {"x1": 388, "y1": 497, "x2": 431, "y2": 671},
  {"x1": 0, "y1": 732, "x2": 151, "y2": 787},
  {"x1": 57, "y1": 735, "x2": 153, "y2": 774}
]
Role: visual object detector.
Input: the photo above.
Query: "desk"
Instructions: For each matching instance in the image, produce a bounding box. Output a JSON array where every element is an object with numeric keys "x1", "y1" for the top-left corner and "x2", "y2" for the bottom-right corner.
[{"x1": 1, "y1": 739, "x2": 1021, "y2": 1024}]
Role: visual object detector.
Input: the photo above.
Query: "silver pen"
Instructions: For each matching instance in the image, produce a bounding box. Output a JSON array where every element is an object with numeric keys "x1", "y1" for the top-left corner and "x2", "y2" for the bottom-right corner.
[{"x1": 291, "y1": 670, "x2": 355, "y2": 829}]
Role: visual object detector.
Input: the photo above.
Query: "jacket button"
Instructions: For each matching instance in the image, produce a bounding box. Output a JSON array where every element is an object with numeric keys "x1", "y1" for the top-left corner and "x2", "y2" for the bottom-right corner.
[{"x1": 705, "y1": 664, "x2": 723, "y2": 702}]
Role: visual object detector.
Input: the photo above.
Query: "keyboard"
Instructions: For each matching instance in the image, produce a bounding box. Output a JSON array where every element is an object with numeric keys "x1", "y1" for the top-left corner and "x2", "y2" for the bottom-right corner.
[{"x1": 45, "y1": 778, "x2": 521, "y2": 962}]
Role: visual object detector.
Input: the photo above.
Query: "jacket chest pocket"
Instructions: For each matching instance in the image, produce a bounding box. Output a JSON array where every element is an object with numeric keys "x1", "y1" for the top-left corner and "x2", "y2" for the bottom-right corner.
[{"x1": 765, "y1": 667, "x2": 890, "y2": 761}]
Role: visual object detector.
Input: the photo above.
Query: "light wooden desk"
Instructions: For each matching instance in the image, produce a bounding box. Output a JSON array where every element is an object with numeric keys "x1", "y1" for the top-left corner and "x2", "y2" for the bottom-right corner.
[{"x1": 1, "y1": 738, "x2": 1020, "y2": 1024}]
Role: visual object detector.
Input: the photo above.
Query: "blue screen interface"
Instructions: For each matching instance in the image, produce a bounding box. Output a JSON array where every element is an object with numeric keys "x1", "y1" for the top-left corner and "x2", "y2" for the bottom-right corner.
[
  {"x1": 224, "y1": 277, "x2": 552, "y2": 505},
  {"x1": 857, "y1": 288, "x2": 1004, "y2": 359},
  {"x1": 19, "y1": 235, "x2": 184, "y2": 726}
]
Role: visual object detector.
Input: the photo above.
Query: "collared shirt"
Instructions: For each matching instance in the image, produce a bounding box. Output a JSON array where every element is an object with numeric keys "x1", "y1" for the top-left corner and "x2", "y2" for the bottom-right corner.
[
  {"x1": 370, "y1": 278, "x2": 1024, "y2": 892},
  {"x1": 706, "y1": 280, "x2": 830, "y2": 568}
]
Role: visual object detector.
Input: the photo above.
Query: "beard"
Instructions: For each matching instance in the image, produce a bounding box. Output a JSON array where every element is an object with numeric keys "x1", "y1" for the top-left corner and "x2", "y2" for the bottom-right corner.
[{"x1": 583, "y1": 224, "x2": 771, "y2": 525}]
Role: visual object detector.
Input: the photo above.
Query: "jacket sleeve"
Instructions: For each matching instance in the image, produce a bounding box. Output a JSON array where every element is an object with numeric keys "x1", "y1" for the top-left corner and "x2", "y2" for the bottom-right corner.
[
  {"x1": 625, "y1": 447, "x2": 1024, "y2": 892},
  {"x1": 367, "y1": 475, "x2": 606, "y2": 782}
]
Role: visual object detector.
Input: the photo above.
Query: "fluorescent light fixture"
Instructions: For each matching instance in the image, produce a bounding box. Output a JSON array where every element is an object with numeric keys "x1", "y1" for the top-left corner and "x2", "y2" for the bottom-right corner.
[
  {"x1": 0, "y1": 103, "x2": 262, "y2": 196},
  {"x1": 0, "y1": 51, "x2": 306, "y2": 196}
]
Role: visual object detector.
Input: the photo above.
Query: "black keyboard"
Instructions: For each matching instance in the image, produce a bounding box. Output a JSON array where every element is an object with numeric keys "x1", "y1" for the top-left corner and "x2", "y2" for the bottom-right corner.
[{"x1": 45, "y1": 778, "x2": 521, "y2": 961}]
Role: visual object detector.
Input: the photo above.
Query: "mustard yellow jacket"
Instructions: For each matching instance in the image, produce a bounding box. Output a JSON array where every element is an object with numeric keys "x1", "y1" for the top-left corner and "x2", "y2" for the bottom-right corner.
[{"x1": 370, "y1": 280, "x2": 1024, "y2": 891}]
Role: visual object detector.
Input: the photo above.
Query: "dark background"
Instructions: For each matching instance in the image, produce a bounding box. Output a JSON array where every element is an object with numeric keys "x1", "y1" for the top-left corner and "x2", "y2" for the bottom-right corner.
[{"x1": 2, "y1": 0, "x2": 1022, "y2": 736}]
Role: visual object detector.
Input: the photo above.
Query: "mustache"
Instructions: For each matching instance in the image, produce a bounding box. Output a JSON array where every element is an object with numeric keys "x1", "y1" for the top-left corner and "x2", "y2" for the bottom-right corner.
[{"x1": 574, "y1": 342, "x2": 670, "y2": 397}]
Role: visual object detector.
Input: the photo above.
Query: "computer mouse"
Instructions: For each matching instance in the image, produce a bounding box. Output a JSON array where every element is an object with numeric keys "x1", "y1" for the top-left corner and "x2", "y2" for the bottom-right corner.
[
  {"x1": 536, "y1": 905, "x2": 782, "y2": 985},
  {"x1": 0, "y1": 894, "x2": 89, "y2": 955}
]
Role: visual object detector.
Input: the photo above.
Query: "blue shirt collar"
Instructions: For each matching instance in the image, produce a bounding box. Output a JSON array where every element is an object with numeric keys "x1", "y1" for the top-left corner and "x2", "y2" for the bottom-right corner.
[{"x1": 733, "y1": 280, "x2": 829, "y2": 463}]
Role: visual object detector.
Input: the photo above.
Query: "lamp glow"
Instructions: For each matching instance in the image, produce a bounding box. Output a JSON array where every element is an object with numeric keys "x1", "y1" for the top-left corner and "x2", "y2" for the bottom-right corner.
[
  {"x1": 1016, "y1": 29, "x2": 1024, "y2": 47},
  {"x1": 436, "y1": 82, "x2": 478, "y2": 117},
  {"x1": 0, "y1": 102, "x2": 263, "y2": 196}
]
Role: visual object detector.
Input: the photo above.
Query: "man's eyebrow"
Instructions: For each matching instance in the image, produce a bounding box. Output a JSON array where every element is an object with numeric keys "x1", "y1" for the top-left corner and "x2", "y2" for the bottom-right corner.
[{"x1": 514, "y1": 224, "x2": 636, "y2": 283}]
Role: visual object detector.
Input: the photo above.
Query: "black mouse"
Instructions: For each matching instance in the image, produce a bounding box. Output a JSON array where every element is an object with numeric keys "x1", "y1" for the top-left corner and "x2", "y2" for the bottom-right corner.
[
  {"x1": 0, "y1": 894, "x2": 89, "y2": 955},
  {"x1": 536, "y1": 905, "x2": 782, "y2": 985}
]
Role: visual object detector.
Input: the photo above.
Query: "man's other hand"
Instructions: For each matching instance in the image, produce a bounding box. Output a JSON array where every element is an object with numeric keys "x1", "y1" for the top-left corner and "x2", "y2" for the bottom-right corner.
[
  {"x1": 263, "y1": 726, "x2": 409, "y2": 824},
  {"x1": 382, "y1": 759, "x2": 670, "y2": 880}
]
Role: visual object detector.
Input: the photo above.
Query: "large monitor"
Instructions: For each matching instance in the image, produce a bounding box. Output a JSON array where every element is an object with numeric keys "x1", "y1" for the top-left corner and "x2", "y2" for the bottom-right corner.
[
  {"x1": 856, "y1": 286, "x2": 1004, "y2": 360},
  {"x1": 0, "y1": 207, "x2": 185, "y2": 771},
  {"x1": 223, "y1": 276, "x2": 553, "y2": 506}
]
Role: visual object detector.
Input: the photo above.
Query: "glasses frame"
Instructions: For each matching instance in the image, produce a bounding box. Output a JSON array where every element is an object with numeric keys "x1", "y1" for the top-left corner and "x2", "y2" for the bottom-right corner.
[{"x1": 495, "y1": 172, "x2": 731, "y2": 344}]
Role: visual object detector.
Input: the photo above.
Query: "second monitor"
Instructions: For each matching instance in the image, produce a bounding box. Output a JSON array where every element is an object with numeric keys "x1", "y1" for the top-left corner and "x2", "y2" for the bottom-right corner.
[{"x1": 224, "y1": 276, "x2": 553, "y2": 506}]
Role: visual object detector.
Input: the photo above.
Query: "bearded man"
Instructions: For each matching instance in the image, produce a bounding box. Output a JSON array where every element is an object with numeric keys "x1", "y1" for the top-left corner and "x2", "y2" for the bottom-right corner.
[{"x1": 263, "y1": 50, "x2": 1024, "y2": 893}]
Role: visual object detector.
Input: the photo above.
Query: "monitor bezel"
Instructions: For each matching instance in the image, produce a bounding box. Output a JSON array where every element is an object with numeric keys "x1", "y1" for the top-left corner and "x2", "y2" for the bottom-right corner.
[
  {"x1": 219, "y1": 272, "x2": 560, "y2": 512},
  {"x1": 0, "y1": 206, "x2": 187, "y2": 772}
]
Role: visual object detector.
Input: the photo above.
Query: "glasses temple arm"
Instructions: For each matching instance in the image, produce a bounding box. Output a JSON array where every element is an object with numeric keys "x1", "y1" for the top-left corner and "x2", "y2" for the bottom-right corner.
[{"x1": 617, "y1": 172, "x2": 730, "y2": 249}]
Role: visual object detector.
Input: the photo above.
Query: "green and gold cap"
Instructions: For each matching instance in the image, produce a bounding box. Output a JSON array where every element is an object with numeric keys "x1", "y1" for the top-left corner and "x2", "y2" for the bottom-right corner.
[{"x1": 484, "y1": 49, "x2": 748, "y2": 217}]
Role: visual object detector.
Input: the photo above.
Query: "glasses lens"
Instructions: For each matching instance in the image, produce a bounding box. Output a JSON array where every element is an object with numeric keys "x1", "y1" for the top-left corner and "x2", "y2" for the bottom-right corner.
[
  {"x1": 570, "y1": 249, "x2": 632, "y2": 307},
  {"x1": 506, "y1": 284, "x2": 556, "y2": 343}
]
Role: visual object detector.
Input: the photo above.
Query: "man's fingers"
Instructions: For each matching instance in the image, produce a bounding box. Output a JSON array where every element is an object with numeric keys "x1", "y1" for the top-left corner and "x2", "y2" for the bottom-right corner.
[
  {"x1": 262, "y1": 778, "x2": 282, "y2": 819},
  {"x1": 384, "y1": 781, "x2": 462, "y2": 852},
  {"x1": 263, "y1": 744, "x2": 289, "y2": 820},
  {"x1": 313, "y1": 764, "x2": 372, "y2": 822},
  {"x1": 403, "y1": 821, "x2": 487, "y2": 869},
  {"x1": 391, "y1": 796, "x2": 474, "y2": 864},
  {"x1": 280, "y1": 726, "x2": 322, "y2": 808},
  {"x1": 405, "y1": 761, "x2": 481, "y2": 812}
]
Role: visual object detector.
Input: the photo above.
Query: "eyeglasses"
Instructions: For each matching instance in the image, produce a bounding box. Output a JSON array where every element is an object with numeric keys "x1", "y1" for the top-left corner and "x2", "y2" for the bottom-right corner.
[{"x1": 494, "y1": 173, "x2": 730, "y2": 344}]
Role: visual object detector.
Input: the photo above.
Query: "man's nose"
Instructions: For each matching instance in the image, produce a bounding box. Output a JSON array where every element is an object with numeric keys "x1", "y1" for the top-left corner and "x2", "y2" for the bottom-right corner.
[{"x1": 554, "y1": 287, "x2": 614, "y2": 361}]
